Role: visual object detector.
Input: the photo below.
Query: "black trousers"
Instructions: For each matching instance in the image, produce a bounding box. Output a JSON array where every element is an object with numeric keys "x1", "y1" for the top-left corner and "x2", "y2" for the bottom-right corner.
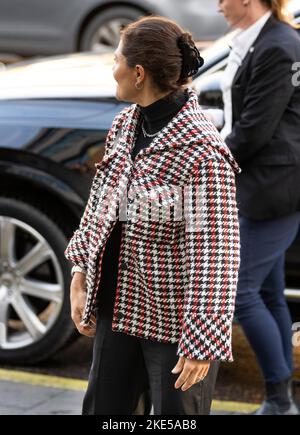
[{"x1": 82, "y1": 308, "x2": 219, "y2": 415}]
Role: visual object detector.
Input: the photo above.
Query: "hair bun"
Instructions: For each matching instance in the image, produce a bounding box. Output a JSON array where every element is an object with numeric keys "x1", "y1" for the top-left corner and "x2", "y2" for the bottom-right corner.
[{"x1": 177, "y1": 33, "x2": 204, "y2": 81}]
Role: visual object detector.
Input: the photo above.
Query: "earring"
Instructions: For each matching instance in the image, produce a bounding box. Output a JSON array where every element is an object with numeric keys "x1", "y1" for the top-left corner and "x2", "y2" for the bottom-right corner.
[{"x1": 135, "y1": 82, "x2": 144, "y2": 90}]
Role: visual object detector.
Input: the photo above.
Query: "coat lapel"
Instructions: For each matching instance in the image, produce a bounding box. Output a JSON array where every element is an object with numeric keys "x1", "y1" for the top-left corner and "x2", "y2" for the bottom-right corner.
[
  {"x1": 232, "y1": 48, "x2": 254, "y2": 86},
  {"x1": 232, "y1": 14, "x2": 277, "y2": 86}
]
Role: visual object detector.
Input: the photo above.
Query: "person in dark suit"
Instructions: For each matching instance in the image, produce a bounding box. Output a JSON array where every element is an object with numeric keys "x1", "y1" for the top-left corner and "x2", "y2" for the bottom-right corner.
[{"x1": 218, "y1": 0, "x2": 300, "y2": 415}]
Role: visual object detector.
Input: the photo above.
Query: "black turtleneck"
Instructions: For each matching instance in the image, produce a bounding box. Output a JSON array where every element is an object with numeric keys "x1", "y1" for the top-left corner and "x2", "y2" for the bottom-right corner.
[
  {"x1": 96, "y1": 89, "x2": 189, "y2": 318},
  {"x1": 131, "y1": 88, "x2": 189, "y2": 161}
]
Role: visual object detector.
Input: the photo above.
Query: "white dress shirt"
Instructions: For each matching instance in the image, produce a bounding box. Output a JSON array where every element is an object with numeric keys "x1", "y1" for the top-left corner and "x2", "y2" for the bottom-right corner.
[{"x1": 220, "y1": 11, "x2": 272, "y2": 139}]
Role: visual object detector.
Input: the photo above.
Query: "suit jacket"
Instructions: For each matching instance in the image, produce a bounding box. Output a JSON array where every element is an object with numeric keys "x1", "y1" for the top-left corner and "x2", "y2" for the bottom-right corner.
[
  {"x1": 226, "y1": 15, "x2": 300, "y2": 220},
  {"x1": 64, "y1": 88, "x2": 241, "y2": 361}
]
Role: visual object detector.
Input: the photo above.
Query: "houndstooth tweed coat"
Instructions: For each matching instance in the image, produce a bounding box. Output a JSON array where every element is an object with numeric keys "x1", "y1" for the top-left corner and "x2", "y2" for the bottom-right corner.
[{"x1": 64, "y1": 87, "x2": 241, "y2": 361}]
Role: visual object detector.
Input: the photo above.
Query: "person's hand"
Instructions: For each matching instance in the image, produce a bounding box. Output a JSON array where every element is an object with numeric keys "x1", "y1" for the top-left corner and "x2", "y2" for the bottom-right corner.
[
  {"x1": 70, "y1": 272, "x2": 96, "y2": 337},
  {"x1": 171, "y1": 356, "x2": 210, "y2": 391}
]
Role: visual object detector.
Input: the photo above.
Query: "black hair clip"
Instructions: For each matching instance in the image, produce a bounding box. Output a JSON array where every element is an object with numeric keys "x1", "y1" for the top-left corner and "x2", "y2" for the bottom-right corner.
[{"x1": 177, "y1": 36, "x2": 204, "y2": 80}]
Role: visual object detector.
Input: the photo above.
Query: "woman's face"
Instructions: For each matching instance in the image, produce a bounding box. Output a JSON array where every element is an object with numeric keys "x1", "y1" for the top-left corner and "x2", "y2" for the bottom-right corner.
[
  {"x1": 112, "y1": 38, "x2": 141, "y2": 103},
  {"x1": 218, "y1": 0, "x2": 249, "y2": 27}
]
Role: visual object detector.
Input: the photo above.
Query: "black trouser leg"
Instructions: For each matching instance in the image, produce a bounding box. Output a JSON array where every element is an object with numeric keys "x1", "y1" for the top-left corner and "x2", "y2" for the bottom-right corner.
[
  {"x1": 139, "y1": 337, "x2": 219, "y2": 415},
  {"x1": 82, "y1": 315, "x2": 149, "y2": 415}
]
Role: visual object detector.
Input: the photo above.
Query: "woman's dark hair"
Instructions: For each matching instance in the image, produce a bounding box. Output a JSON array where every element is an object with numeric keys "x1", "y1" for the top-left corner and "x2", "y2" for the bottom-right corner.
[{"x1": 120, "y1": 16, "x2": 204, "y2": 93}]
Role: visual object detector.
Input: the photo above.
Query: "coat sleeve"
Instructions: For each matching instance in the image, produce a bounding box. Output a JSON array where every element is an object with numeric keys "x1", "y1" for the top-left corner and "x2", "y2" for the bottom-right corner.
[
  {"x1": 63, "y1": 179, "x2": 99, "y2": 272},
  {"x1": 176, "y1": 156, "x2": 240, "y2": 361},
  {"x1": 64, "y1": 106, "x2": 131, "y2": 271}
]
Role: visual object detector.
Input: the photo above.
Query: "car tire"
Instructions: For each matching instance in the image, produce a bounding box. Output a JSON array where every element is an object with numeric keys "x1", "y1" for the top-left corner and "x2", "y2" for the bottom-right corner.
[
  {"x1": 79, "y1": 6, "x2": 144, "y2": 52},
  {"x1": 0, "y1": 197, "x2": 77, "y2": 364}
]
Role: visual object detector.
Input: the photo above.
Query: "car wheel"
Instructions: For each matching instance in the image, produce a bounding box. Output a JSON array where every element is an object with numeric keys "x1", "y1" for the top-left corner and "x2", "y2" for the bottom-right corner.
[
  {"x1": 80, "y1": 6, "x2": 144, "y2": 52},
  {"x1": 0, "y1": 197, "x2": 76, "y2": 364}
]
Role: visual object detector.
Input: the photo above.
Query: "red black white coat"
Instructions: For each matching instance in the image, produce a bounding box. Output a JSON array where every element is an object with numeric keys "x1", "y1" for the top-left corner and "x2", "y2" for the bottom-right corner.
[{"x1": 64, "y1": 87, "x2": 241, "y2": 361}]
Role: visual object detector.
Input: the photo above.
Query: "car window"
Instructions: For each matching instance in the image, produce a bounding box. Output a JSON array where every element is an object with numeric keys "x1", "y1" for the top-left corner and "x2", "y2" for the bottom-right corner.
[
  {"x1": 0, "y1": 99, "x2": 128, "y2": 171},
  {"x1": 0, "y1": 99, "x2": 126, "y2": 129}
]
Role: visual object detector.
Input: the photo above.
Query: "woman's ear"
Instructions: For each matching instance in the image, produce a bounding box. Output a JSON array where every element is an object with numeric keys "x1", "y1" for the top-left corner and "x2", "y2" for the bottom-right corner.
[{"x1": 135, "y1": 64, "x2": 145, "y2": 82}]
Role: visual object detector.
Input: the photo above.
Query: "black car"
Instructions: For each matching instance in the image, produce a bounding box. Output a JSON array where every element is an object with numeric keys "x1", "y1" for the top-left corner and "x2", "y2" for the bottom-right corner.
[
  {"x1": 0, "y1": 53, "x2": 128, "y2": 364},
  {"x1": 0, "y1": 9, "x2": 299, "y2": 364}
]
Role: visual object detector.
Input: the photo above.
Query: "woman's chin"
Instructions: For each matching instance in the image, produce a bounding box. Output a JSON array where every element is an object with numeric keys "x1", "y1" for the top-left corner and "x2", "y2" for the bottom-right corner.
[
  {"x1": 115, "y1": 86, "x2": 124, "y2": 101},
  {"x1": 116, "y1": 93, "x2": 125, "y2": 102},
  {"x1": 115, "y1": 91, "x2": 130, "y2": 103}
]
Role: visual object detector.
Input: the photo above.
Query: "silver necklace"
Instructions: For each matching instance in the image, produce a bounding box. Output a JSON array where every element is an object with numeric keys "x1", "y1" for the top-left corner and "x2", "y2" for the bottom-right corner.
[{"x1": 141, "y1": 119, "x2": 161, "y2": 138}]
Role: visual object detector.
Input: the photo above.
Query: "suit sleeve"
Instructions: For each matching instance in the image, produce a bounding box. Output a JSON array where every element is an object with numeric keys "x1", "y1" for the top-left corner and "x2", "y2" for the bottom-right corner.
[
  {"x1": 226, "y1": 44, "x2": 296, "y2": 165},
  {"x1": 176, "y1": 157, "x2": 240, "y2": 361}
]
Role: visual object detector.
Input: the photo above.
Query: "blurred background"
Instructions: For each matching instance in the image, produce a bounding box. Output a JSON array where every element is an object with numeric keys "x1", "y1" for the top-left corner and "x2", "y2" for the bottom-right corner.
[{"x1": 0, "y1": 0, "x2": 228, "y2": 66}]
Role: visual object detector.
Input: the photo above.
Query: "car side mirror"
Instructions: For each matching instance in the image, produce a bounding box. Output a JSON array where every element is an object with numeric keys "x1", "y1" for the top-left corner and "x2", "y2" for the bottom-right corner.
[
  {"x1": 193, "y1": 71, "x2": 224, "y2": 110},
  {"x1": 199, "y1": 88, "x2": 223, "y2": 109}
]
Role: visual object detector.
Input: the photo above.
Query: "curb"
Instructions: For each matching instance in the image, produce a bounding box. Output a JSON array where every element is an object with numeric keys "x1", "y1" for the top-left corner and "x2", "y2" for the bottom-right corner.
[
  {"x1": 0, "y1": 368, "x2": 86, "y2": 391},
  {"x1": 0, "y1": 368, "x2": 258, "y2": 414}
]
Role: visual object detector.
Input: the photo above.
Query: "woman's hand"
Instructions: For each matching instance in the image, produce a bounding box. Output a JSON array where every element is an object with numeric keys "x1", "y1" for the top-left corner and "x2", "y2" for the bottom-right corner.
[
  {"x1": 70, "y1": 272, "x2": 96, "y2": 337},
  {"x1": 171, "y1": 356, "x2": 210, "y2": 391}
]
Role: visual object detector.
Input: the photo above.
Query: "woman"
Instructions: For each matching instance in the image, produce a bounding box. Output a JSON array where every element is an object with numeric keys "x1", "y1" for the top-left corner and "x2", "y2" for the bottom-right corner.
[
  {"x1": 64, "y1": 16, "x2": 241, "y2": 415},
  {"x1": 218, "y1": 0, "x2": 300, "y2": 415}
]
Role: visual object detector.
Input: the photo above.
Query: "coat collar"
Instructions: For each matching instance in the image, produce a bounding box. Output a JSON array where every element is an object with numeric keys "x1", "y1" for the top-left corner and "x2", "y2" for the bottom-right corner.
[
  {"x1": 118, "y1": 87, "x2": 240, "y2": 174},
  {"x1": 119, "y1": 88, "x2": 201, "y2": 155}
]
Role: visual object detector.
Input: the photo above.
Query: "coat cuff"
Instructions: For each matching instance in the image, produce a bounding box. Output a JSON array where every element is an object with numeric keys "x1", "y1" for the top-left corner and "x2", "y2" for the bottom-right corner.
[
  {"x1": 64, "y1": 229, "x2": 89, "y2": 270},
  {"x1": 176, "y1": 312, "x2": 234, "y2": 362},
  {"x1": 71, "y1": 265, "x2": 87, "y2": 277}
]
